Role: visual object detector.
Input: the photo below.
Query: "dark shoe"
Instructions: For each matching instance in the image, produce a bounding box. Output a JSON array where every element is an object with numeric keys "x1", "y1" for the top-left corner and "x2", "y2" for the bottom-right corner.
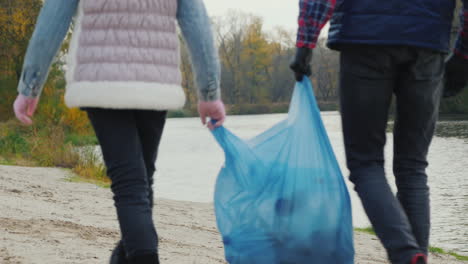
[
  {"x1": 128, "y1": 253, "x2": 159, "y2": 264},
  {"x1": 110, "y1": 240, "x2": 128, "y2": 264},
  {"x1": 410, "y1": 253, "x2": 427, "y2": 264}
]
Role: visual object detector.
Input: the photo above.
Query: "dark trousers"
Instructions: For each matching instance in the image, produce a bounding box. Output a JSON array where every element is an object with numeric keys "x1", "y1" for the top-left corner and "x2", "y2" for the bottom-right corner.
[
  {"x1": 85, "y1": 108, "x2": 167, "y2": 258},
  {"x1": 339, "y1": 45, "x2": 444, "y2": 264}
]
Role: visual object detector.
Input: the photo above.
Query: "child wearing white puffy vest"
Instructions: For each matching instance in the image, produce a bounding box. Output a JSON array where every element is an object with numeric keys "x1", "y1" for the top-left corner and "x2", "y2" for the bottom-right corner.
[{"x1": 14, "y1": 0, "x2": 226, "y2": 263}]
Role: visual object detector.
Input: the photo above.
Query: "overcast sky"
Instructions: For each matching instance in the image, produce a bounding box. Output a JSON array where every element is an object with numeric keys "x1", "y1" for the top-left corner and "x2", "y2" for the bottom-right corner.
[{"x1": 203, "y1": 0, "x2": 300, "y2": 32}]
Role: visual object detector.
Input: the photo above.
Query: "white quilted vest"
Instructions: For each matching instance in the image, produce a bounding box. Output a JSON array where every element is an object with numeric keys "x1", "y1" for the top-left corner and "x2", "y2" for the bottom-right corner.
[{"x1": 65, "y1": 0, "x2": 185, "y2": 110}]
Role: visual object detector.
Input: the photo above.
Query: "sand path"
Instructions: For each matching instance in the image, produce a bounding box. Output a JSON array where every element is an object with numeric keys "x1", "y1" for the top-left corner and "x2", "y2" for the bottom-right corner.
[{"x1": 0, "y1": 165, "x2": 464, "y2": 264}]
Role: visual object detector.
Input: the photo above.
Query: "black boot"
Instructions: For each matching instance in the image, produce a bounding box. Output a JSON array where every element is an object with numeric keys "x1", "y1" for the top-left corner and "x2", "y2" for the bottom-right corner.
[
  {"x1": 110, "y1": 240, "x2": 128, "y2": 264},
  {"x1": 128, "y1": 253, "x2": 159, "y2": 264}
]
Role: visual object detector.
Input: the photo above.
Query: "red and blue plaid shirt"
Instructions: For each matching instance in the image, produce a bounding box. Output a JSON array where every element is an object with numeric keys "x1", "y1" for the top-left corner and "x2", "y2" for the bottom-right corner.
[
  {"x1": 297, "y1": 0, "x2": 468, "y2": 59},
  {"x1": 455, "y1": 1, "x2": 468, "y2": 59},
  {"x1": 296, "y1": 0, "x2": 336, "y2": 49}
]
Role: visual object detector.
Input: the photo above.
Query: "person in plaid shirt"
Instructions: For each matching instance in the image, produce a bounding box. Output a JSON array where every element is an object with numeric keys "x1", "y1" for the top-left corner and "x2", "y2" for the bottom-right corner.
[{"x1": 290, "y1": 1, "x2": 468, "y2": 264}]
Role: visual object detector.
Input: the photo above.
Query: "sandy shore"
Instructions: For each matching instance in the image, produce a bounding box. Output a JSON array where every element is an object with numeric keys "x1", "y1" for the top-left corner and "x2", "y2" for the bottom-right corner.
[{"x1": 0, "y1": 165, "x2": 464, "y2": 264}]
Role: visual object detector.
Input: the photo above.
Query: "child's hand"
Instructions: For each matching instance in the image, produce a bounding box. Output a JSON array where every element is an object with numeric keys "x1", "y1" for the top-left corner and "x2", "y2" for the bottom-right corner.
[
  {"x1": 13, "y1": 94, "x2": 39, "y2": 125},
  {"x1": 198, "y1": 99, "x2": 226, "y2": 130}
]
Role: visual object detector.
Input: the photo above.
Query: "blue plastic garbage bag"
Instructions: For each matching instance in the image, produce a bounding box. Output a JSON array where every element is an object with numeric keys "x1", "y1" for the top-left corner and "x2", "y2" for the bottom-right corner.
[{"x1": 210, "y1": 79, "x2": 354, "y2": 264}]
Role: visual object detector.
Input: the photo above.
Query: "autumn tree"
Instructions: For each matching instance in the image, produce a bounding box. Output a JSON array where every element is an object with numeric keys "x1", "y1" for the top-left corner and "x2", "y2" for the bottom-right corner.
[
  {"x1": 213, "y1": 11, "x2": 250, "y2": 104},
  {"x1": 179, "y1": 37, "x2": 197, "y2": 110},
  {"x1": 266, "y1": 27, "x2": 296, "y2": 103},
  {"x1": 311, "y1": 38, "x2": 339, "y2": 102},
  {"x1": 0, "y1": 0, "x2": 42, "y2": 80}
]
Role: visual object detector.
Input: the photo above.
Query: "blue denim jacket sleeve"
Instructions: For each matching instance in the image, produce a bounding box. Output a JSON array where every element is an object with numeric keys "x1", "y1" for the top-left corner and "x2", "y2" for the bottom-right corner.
[
  {"x1": 17, "y1": 0, "x2": 79, "y2": 98},
  {"x1": 177, "y1": 0, "x2": 221, "y2": 101}
]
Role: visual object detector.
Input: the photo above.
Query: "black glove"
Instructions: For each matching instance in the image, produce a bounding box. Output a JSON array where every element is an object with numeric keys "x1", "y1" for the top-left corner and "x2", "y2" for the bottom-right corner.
[
  {"x1": 443, "y1": 53, "x2": 468, "y2": 98},
  {"x1": 290, "y1": 47, "x2": 313, "y2": 82}
]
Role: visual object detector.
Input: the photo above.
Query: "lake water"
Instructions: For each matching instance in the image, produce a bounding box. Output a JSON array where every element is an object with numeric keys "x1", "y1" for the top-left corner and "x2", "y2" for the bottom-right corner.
[{"x1": 145, "y1": 112, "x2": 467, "y2": 254}]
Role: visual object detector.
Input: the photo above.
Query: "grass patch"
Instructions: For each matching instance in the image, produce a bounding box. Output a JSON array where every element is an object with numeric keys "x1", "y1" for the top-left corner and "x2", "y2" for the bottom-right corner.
[
  {"x1": 71, "y1": 147, "x2": 110, "y2": 187},
  {"x1": 65, "y1": 133, "x2": 98, "y2": 146},
  {"x1": 65, "y1": 175, "x2": 110, "y2": 188},
  {"x1": 429, "y1": 246, "x2": 445, "y2": 254},
  {"x1": 429, "y1": 246, "x2": 468, "y2": 261},
  {"x1": 29, "y1": 127, "x2": 81, "y2": 168},
  {"x1": 0, "y1": 118, "x2": 109, "y2": 187},
  {"x1": 354, "y1": 227, "x2": 376, "y2": 235},
  {"x1": 0, "y1": 156, "x2": 36, "y2": 167},
  {"x1": 355, "y1": 227, "x2": 468, "y2": 261}
]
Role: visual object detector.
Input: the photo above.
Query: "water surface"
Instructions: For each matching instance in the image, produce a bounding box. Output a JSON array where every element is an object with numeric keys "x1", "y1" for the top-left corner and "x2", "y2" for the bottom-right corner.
[{"x1": 149, "y1": 112, "x2": 468, "y2": 253}]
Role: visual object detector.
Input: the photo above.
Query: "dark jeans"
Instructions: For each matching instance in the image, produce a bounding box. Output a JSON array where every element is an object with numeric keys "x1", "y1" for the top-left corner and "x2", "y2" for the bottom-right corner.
[
  {"x1": 85, "y1": 108, "x2": 167, "y2": 258},
  {"x1": 339, "y1": 45, "x2": 444, "y2": 264}
]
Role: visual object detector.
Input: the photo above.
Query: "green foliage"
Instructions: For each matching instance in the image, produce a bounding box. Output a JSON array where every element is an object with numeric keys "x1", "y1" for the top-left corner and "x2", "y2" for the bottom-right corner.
[
  {"x1": 0, "y1": 117, "x2": 108, "y2": 185},
  {"x1": 0, "y1": 0, "x2": 43, "y2": 79},
  {"x1": 188, "y1": 13, "x2": 300, "y2": 107},
  {"x1": 0, "y1": 120, "x2": 34, "y2": 164},
  {"x1": 0, "y1": 123, "x2": 30, "y2": 156},
  {"x1": 183, "y1": 13, "x2": 340, "y2": 111},
  {"x1": 0, "y1": 78, "x2": 17, "y2": 121},
  {"x1": 0, "y1": 34, "x2": 99, "y2": 181},
  {"x1": 65, "y1": 134, "x2": 98, "y2": 146}
]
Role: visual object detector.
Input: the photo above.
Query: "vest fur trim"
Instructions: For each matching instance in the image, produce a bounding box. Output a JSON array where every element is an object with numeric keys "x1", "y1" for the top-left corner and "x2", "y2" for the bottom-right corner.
[{"x1": 65, "y1": 82, "x2": 186, "y2": 110}]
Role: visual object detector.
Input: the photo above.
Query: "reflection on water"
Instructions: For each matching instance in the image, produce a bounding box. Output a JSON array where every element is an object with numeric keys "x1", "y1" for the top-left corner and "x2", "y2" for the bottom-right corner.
[
  {"x1": 388, "y1": 120, "x2": 468, "y2": 140},
  {"x1": 149, "y1": 112, "x2": 468, "y2": 254},
  {"x1": 435, "y1": 121, "x2": 468, "y2": 140}
]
